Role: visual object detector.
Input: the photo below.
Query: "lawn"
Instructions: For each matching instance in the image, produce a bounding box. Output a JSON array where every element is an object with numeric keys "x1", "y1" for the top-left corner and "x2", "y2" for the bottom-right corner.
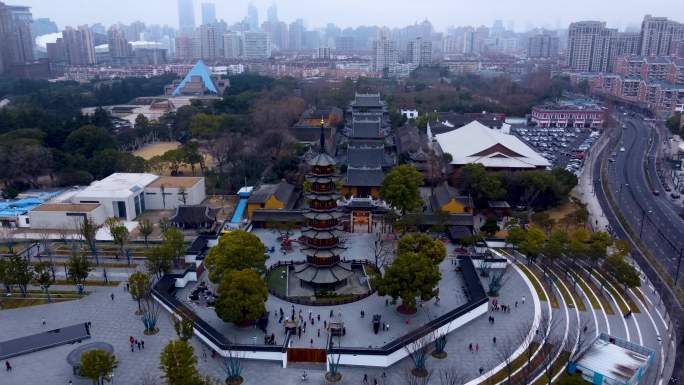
[
  {"x1": 484, "y1": 342, "x2": 540, "y2": 385},
  {"x1": 266, "y1": 266, "x2": 288, "y2": 297},
  {"x1": 529, "y1": 264, "x2": 560, "y2": 309},
  {"x1": 595, "y1": 270, "x2": 640, "y2": 313},
  {"x1": 517, "y1": 262, "x2": 548, "y2": 302},
  {"x1": 580, "y1": 272, "x2": 615, "y2": 315},
  {"x1": 567, "y1": 270, "x2": 600, "y2": 310},
  {"x1": 531, "y1": 351, "x2": 571, "y2": 385},
  {"x1": 0, "y1": 296, "x2": 81, "y2": 310},
  {"x1": 54, "y1": 279, "x2": 121, "y2": 287},
  {"x1": 548, "y1": 268, "x2": 586, "y2": 311}
]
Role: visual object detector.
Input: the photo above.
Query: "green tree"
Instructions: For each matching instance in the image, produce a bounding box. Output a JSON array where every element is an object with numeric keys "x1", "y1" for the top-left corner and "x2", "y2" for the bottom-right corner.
[
  {"x1": 380, "y1": 164, "x2": 424, "y2": 214},
  {"x1": 162, "y1": 149, "x2": 187, "y2": 175},
  {"x1": 519, "y1": 228, "x2": 546, "y2": 262},
  {"x1": 215, "y1": 269, "x2": 268, "y2": 324},
  {"x1": 159, "y1": 340, "x2": 202, "y2": 385},
  {"x1": 79, "y1": 216, "x2": 102, "y2": 265},
  {"x1": 138, "y1": 219, "x2": 154, "y2": 248},
  {"x1": 542, "y1": 229, "x2": 569, "y2": 263},
  {"x1": 162, "y1": 228, "x2": 186, "y2": 267},
  {"x1": 204, "y1": 230, "x2": 266, "y2": 284},
  {"x1": 34, "y1": 261, "x2": 55, "y2": 302},
  {"x1": 110, "y1": 225, "x2": 129, "y2": 260},
  {"x1": 376, "y1": 252, "x2": 441, "y2": 313},
  {"x1": 480, "y1": 217, "x2": 500, "y2": 236},
  {"x1": 128, "y1": 272, "x2": 151, "y2": 313},
  {"x1": 398, "y1": 233, "x2": 447, "y2": 265},
  {"x1": 506, "y1": 225, "x2": 526, "y2": 247},
  {"x1": 67, "y1": 252, "x2": 93, "y2": 294},
  {"x1": 568, "y1": 228, "x2": 591, "y2": 258},
  {"x1": 587, "y1": 231, "x2": 613, "y2": 266},
  {"x1": 603, "y1": 254, "x2": 640, "y2": 290},
  {"x1": 145, "y1": 244, "x2": 174, "y2": 279},
  {"x1": 457, "y1": 163, "x2": 505, "y2": 206},
  {"x1": 0, "y1": 258, "x2": 12, "y2": 293},
  {"x1": 190, "y1": 113, "x2": 224, "y2": 139},
  {"x1": 64, "y1": 125, "x2": 116, "y2": 158},
  {"x1": 80, "y1": 349, "x2": 118, "y2": 385},
  {"x1": 666, "y1": 113, "x2": 682, "y2": 134},
  {"x1": 531, "y1": 212, "x2": 554, "y2": 235},
  {"x1": 182, "y1": 142, "x2": 204, "y2": 175},
  {"x1": 8, "y1": 255, "x2": 32, "y2": 297}
]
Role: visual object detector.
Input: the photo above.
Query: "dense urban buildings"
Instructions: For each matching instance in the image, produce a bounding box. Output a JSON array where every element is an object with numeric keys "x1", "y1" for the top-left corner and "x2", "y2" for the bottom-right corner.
[
  {"x1": 566, "y1": 21, "x2": 615, "y2": 72},
  {"x1": 177, "y1": 0, "x2": 195, "y2": 35},
  {"x1": 527, "y1": 31, "x2": 559, "y2": 59}
]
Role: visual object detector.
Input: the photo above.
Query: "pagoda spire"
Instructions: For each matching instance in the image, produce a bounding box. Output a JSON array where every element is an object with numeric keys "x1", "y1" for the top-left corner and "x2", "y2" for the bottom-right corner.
[{"x1": 319, "y1": 118, "x2": 326, "y2": 154}]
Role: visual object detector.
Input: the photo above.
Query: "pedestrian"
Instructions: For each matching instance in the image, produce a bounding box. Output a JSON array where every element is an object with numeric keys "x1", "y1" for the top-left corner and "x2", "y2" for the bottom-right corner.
[
  {"x1": 126, "y1": 282, "x2": 129, "y2": 291},
  {"x1": 298, "y1": 326, "x2": 301, "y2": 338},
  {"x1": 360, "y1": 310, "x2": 364, "y2": 318},
  {"x1": 202, "y1": 349, "x2": 207, "y2": 359},
  {"x1": 317, "y1": 314, "x2": 320, "y2": 321},
  {"x1": 137, "y1": 341, "x2": 141, "y2": 350},
  {"x1": 476, "y1": 343, "x2": 479, "y2": 352},
  {"x1": 493, "y1": 337, "x2": 497, "y2": 344},
  {"x1": 522, "y1": 295, "x2": 526, "y2": 305},
  {"x1": 110, "y1": 293, "x2": 115, "y2": 301},
  {"x1": 130, "y1": 343, "x2": 134, "y2": 352},
  {"x1": 329, "y1": 309, "x2": 333, "y2": 318},
  {"x1": 129, "y1": 336, "x2": 134, "y2": 344},
  {"x1": 5, "y1": 360, "x2": 11, "y2": 371},
  {"x1": 479, "y1": 367, "x2": 484, "y2": 375},
  {"x1": 141, "y1": 339, "x2": 144, "y2": 349},
  {"x1": 363, "y1": 373, "x2": 369, "y2": 385},
  {"x1": 468, "y1": 343, "x2": 472, "y2": 351},
  {"x1": 515, "y1": 301, "x2": 518, "y2": 308},
  {"x1": 42, "y1": 318, "x2": 46, "y2": 326},
  {"x1": 69, "y1": 381, "x2": 73, "y2": 385},
  {"x1": 310, "y1": 338, "x2": 313, "y2": 347},
  {"x1": 386, "y1": 323, "x2": 389, "y2": 331},
  {"x1": 385, "y1": 298, "x2": 389, "y2": 306},
  {"x1": 373, "y1": 378, "x2": 378, "y2": 385}
]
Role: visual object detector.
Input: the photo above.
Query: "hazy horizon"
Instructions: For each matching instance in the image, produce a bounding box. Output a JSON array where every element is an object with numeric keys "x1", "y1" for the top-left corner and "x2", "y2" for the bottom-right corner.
[{"x1": 8, "y1": 0, "x2": 683, "y2": 32}]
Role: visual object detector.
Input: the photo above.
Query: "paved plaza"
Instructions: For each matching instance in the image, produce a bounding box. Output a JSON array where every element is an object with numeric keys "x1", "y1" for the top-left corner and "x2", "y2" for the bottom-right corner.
[{"x1": 0, "y1": 244, "x2": 537, "y2": 385}]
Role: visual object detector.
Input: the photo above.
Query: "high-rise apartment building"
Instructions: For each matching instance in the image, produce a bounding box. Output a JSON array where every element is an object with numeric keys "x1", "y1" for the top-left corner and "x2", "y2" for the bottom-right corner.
[
  {"x1": 267, "y1": 3, "x2": 278, "y2": 24},
  {"x1": 372, "y1": 35, "x2": 398, "y2": 73},
  {"x1": 640, "y1": 15, "x2": 684, "y2": 56},
  {"x1": 527, "y1": 32, "x2": 559, "y2": 59},
  {"x1": 246, "y1": 2, "x2": 259, "y2": 31},
  {"x1": 407, "y1": 37, "x2": 432, "y2": 66},
  {"x1": 335, "y1": 36, "x2": 354, "y2": 53},
  {"x1": 243, "y1": 31, "x2": 270, "y2": 58},
  {"x1": 32, "y1": 17, "x2": 58, "y2": 37},
  {"x1": 107, "y1": 26, "x2": 132, "y2": 58},
  {"x1": 289, "y1": 19, "x2": 305, "y2": 51},
  {"x1": 178, "y1": 0, "x2": 195, "y2": 35},
  {"x1": 223, "y1": 32, "x2": 242, "y2": 58},
  {"x1": 62, "y1": 25, "x2": 96, "y2": 65},
  {"x1": 46, "y1": 38, "x2": 66, "y2": 63},
  {"x1": 0, "y1": 2, "x2": 34, "y2": 71},
  {"x1": 612, "y1": 32, "x2": 641, "y2": 57},
  {"x1": 201, "y1": 3, "x2": 216, "y2": 25},
  {"x1": 567, "y1": 21, "x2": 615, "y2": 72},
  {"x1": 199, "y1": 24, "x2": 221, "y2": 59},
  {"x1": 175, "y1": 35, "x2": 195, "y2": 60}
]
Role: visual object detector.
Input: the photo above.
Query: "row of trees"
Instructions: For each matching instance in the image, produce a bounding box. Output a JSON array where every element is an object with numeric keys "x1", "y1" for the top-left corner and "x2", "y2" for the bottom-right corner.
[
  {"x1": 507, "y1": 225, "x2": 639, "y2": 289},
  {"x1": 457, "y1": 164, "x2": 578, "y2": 211}
]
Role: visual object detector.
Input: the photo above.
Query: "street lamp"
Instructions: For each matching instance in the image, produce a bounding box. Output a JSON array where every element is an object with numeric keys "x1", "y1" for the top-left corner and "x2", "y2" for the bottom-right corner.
[{"x1": 639, "y1": 209, "x2": 653, "y2": 239}]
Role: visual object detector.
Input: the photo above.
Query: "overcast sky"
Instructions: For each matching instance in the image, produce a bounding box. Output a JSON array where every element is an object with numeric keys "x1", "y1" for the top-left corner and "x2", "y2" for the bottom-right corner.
[{"x1": 9, "y1": 0, "x2": 683, "y2": 32}]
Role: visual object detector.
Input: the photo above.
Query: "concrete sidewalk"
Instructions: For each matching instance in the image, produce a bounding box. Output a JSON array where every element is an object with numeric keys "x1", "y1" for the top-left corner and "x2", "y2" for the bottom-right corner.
[{"x1": 572, "y1": 132, "x2": 610, "y2": 233}]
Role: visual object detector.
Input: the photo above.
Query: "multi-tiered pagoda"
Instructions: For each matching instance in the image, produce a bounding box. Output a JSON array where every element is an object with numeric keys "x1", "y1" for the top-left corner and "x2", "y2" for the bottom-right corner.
[{"x1": 294, "y1": 123, "x2": 353, "y2": 291}]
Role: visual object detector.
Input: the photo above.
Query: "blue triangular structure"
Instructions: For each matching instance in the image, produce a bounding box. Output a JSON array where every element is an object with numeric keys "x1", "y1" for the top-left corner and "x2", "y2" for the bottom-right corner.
[{"x1": 172, "y1": 60, "x2": 218, "y2": 96}]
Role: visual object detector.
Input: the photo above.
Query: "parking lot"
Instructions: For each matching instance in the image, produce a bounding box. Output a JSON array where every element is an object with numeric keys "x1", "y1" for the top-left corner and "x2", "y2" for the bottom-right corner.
[{"x1": 512, "y1": 126, "x2": 599, "y2": 175}]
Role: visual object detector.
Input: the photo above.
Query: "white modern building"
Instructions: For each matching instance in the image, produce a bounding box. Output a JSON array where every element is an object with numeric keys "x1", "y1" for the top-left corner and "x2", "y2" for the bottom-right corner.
[
  {"x1": 434, "y1": 121, "x2": 551, "y2": 171},
  {"x1": 28, "y1": 173, "x2": 207, "y2": 229}
]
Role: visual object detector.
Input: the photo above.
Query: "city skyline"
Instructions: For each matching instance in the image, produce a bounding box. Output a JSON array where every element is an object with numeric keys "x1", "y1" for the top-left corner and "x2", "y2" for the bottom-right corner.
[{"x1": 8, "y1": 0, "x2": 683, "y2": 32}]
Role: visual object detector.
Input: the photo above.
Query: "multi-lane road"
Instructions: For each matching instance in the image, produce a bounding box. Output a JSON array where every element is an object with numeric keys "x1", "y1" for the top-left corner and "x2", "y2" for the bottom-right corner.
[{"x1": 602, "y1": 117, "x2": 684, "y2": 283}]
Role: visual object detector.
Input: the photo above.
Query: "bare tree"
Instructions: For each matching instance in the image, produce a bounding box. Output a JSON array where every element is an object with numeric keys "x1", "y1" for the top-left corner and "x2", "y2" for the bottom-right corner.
[
  {"x1": 494, "y1": 333, "x2": 525, "y2": 385},
  {"x1": 438, "y1": 368, "x2": 465, "y2": 385},
  {"x1": 402, "y1": 366, "x2": 433, "y2": 385},
  {"x1": 571, "y1": 318, "x2": 595, "y2": 361},
  {"x1": 371, "y1": 233, "x2": 392, "y2": 269},
  {"x1": 139, "y1": 373, "x2": 158, "y2": 385},
  {"x1": 405, "y1": 336, "x2": 431, "y2": 378}
]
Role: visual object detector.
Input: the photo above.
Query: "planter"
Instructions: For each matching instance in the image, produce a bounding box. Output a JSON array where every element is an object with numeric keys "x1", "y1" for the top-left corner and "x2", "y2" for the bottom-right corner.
[
  {"x1": 411, "y1": 368, "x2": 429, "y2": 378},
  {"x1": 234, "y1": 320, "x2": 255, "y2": 328},
  {"x1": 225, "y1": 376, "x2": 244, "y2": 385},
  {"x1": 431, "y1": 351, "x2": 448, "y2": 359},
  {"x1": 397, "y1": 304, "x2": 417, "y2": 315},
  {"x1": 143, "y1": 328, "x2": 159, "y2": 336},
  {"x1": 325, "y1": 372, "x2": 342, "y2": 383}
]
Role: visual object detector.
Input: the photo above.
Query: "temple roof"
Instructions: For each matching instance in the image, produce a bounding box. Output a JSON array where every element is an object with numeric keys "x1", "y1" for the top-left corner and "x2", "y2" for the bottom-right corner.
[
  {"x1": 308, "y1": 153, "x2": 337, "y2": 167},
  {"x1": 294, "y1": 262, "x2": 354, "y2": 285}
]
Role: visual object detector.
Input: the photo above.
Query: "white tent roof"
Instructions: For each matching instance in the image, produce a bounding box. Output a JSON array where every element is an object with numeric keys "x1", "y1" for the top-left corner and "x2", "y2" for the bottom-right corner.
[
  {"x1": 75, "y1": 173, "x2": 159, "y2": 200},
  {"x1": 435, "y1": 121, "x2": 550, "y2": 169}
]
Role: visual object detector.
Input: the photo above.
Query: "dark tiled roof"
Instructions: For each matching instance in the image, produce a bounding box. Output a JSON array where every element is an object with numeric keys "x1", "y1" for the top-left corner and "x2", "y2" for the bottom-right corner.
[
  {"x1": 351, "y1": 93, "x2": 383, "y2": 107},
  {"x1": 169, "y1": 206, "x2": 217, "y2": 227},
  {"x1": 343, "y1": 168, "x2": 385, "y2": 187},
  {"x1": 352, "y1": 119, "x2": 382, "y2": 138},
  {"x1": 347, "y1": 147, "x2": 384, "y2": 169},
  {"x1": 348, "y1": 139, "x2": 384, "y2": 149},
  {"x1": 250, "y1": 209, "x2": 304, "y2": 223},
  {"x1": 432, "y1": 183, "x2": 473, "y2": 209},
  {"x1": 405, "y1": 212, "x2": 474, "y2": 226},
  {"x1": 248, "y1": 182, "x2": 296, "y2": 207},
  {"x1": 447, "y1": 225, "x2": 472, "y2": 240},
  {"x1": 290, "y1": 124, "x2": 331, "y2": 143},
  {"x1": 395, "y1": 125, "x2": 426, "y2": 154}
]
